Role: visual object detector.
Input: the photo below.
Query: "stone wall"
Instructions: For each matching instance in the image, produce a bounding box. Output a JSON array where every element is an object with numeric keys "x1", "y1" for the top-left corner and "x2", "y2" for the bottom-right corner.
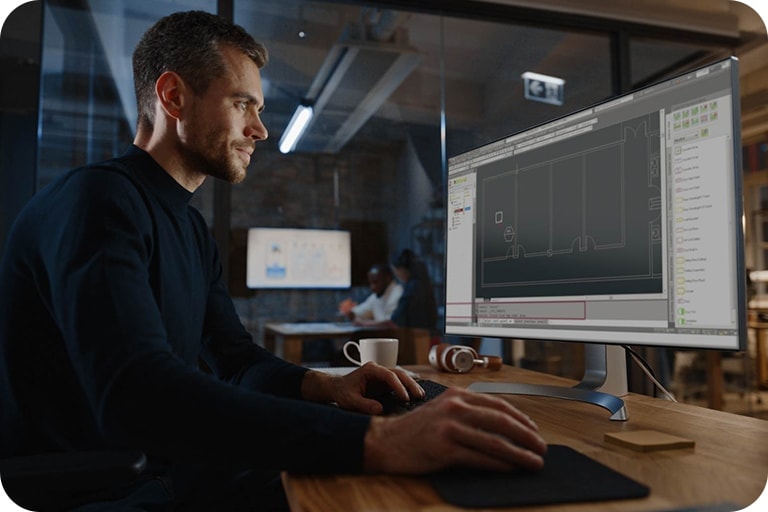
[{"x1": 199, "y1": 139, "x2": 441, "y2": 346}]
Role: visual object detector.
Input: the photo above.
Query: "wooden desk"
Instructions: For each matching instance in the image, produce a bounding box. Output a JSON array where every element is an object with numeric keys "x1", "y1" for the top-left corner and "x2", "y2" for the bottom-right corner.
[
  {"x1": 263, "y1": 322, "x2": 393, "y2": 364},
  {"x1": 282, "y1": 365, "x2": 768, "y2": 512}
]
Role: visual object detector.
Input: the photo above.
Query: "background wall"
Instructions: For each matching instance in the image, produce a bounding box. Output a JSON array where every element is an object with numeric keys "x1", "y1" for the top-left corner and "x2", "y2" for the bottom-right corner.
[
  {"x1": 215, "y1": 139, "x2": 436, "y2": 345},
  {"x1": 3, "y1": 0, "x2": 766, "y2": 356}
]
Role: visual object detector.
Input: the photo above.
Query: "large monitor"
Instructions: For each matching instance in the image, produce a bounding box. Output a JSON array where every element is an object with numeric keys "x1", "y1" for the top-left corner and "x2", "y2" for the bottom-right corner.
[
  {"x1": 246, "y1": 228, "x2": 351, "y2": 289},
  {"x1": 445, "y1": 57, "x2": 747, "y2": 419}
]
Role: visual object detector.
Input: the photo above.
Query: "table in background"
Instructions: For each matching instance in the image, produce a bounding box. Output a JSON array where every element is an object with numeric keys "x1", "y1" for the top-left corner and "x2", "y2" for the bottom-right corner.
[
  {"x1": 262, "y1": 322, "x2": 393, "y2": 364},
  {"x1": 282, "y1": 364, "x2": 768, "y2": 512},
  {"x1": 749, "y1": 307, "x2": 768, "y2": 388}
]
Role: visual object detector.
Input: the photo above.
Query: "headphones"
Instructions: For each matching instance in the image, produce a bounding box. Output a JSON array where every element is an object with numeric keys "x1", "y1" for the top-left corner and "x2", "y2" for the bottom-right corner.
[{"x1": 428, "y1": 343, "x2": 503, "y2": 373}]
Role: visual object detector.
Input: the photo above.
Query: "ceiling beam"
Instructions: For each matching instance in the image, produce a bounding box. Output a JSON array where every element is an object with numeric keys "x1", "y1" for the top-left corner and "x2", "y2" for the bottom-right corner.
[{"x1": 333, "y1": 0, "x2": 752, "y2": 48}]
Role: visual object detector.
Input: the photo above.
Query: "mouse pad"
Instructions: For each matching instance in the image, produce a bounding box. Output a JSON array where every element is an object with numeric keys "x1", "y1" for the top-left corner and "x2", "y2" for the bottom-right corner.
[{"x1": 426, "y1": 444, "x2": 650, "y2": 508}]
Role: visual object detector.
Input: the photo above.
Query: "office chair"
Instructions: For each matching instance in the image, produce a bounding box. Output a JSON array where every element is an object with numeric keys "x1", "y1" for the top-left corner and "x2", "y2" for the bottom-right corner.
[{"x1": 0, "y1": 449, "x2": 147, "y2": 511}]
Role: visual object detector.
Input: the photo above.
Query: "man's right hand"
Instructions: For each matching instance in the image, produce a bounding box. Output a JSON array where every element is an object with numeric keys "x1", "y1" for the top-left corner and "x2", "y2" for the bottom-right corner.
[{"x1": 362, "y1": 388, "x2": 546, "y2": 474}]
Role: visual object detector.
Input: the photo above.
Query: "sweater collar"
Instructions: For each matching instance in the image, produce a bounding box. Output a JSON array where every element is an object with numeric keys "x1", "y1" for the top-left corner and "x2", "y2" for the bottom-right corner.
[{"x1": 123, "y1": 145, "x2": 194, "y2": 213}]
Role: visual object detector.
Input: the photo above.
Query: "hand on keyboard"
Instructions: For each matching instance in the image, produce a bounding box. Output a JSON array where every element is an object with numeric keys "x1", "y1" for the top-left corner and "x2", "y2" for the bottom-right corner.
[{"x1": 368, "y1": 379, "x2": 449, "y2": 415}]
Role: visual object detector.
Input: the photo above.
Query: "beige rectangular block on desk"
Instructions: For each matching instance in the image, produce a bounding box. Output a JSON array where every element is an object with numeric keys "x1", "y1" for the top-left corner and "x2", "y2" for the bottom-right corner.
[{"x1": 604, "y1": 430, "x2": 695, "y2": 452}]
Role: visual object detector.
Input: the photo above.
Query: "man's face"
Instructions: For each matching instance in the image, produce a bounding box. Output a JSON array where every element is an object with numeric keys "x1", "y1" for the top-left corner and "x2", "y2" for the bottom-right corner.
[
  {"x1": 368, "y1": 270, "x2": 390, "y2": 297},
  {"x1": 180, "y1": 45, "x2": 268, "y2": 184}
]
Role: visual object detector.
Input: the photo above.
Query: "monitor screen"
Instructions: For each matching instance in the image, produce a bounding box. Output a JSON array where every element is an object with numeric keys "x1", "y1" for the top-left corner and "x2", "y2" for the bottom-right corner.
[
  {"x1": 246, "y1": 228, "x2": 351, "y2": 289},
  {"x1": 445, "y1": 57, "x2": 746, "y2": 352}
]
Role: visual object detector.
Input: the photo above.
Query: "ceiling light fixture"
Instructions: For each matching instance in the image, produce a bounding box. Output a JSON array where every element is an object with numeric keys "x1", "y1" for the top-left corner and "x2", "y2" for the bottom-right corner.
[{"x1": 278, "y1": 104, "x2": 313, "y2": 154}]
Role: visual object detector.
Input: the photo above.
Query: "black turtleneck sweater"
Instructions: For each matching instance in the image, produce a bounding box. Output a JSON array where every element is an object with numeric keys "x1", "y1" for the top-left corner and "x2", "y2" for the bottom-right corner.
[{"x1": 0, "y1": 145, "x2": 370, "y2": 473}]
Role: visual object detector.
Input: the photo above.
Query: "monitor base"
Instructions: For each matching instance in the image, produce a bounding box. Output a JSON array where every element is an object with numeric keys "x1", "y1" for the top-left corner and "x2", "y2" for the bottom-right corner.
[
  {"x1": 467, "y1": 381, "x2": 628, "y2": 420},
  {"x1": 468, "y1": 343, "x2": 629, "y2": 421}
]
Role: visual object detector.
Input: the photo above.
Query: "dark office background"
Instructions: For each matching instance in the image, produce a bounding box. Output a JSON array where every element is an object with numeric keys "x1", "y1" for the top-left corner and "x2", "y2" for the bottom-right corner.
[{"x1": 1, "y1": 0, "x2": 766, "y2": 350}]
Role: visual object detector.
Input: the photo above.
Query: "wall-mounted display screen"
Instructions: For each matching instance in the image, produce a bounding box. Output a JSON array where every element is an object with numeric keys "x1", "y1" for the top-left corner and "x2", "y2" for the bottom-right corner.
[{"x1": 246, "y1": 228, "x2": 351, "y2": 289}]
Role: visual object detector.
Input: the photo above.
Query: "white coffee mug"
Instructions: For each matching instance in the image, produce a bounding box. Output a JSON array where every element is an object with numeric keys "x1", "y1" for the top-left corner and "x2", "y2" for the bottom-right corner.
[{"x1": 343, "y1": 338, "x2": 399, "y2": 367}]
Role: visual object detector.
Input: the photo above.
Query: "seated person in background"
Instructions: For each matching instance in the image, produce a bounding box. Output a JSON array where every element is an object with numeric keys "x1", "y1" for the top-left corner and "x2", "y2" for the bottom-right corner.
[
  {"x1": 390, "y1": 249, "x2": 439, "y2": 331},
  {"x1": 340, "y1": 263, "x2": 403, "y2": 326},
  {"x1": 356, "y1": 249, "x2": 437, "y2": 331},
  {"x1": 0, "y1": 11, "x2": 546, "y2": 512}
]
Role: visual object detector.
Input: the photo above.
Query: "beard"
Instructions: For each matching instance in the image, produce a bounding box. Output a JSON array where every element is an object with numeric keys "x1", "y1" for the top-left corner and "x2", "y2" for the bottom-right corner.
[
  {"x1": 181, "y1": 108, "x2": 252, "y2": 184},
  {"x1": 181, "y1": 134, "x2": 249, "y2": 184}
]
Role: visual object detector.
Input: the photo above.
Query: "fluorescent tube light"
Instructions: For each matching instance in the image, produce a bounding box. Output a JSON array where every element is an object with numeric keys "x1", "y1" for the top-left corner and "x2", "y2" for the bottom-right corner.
[{"x1": 278, "y1": 104, "x2": 313, "y2": 154}]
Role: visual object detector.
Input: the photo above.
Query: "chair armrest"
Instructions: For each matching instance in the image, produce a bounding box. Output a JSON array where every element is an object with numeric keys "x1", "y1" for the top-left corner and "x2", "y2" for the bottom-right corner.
[{"x1": 0, "y1": 449, "x2": 146, "y2": 510}]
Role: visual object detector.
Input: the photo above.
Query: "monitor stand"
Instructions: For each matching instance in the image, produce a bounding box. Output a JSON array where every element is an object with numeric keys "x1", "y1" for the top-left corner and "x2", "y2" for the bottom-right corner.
[{"x1": 467, "y1": 344, "x2": 629, "y2": 421}]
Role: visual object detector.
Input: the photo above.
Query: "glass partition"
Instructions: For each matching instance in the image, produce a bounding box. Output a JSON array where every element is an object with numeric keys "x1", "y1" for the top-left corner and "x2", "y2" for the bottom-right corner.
[
  {"x1": 23, "y1": 0, "x2": 738, "y2": 339},
  {"x1": 37, "y1": 0, "x2": 216, "y2": 189}
]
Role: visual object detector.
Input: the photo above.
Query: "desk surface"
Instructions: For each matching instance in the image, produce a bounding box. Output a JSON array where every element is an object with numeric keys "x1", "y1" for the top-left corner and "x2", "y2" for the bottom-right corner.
[{"x1": 282, "y1": 365, "x2": 768, "y2": 512}]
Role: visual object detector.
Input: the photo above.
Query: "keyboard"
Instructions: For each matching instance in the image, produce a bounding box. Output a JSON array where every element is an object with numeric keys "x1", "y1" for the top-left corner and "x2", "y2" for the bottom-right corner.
[{"x1": 372, "y1": 379, "x2": 449, "y2": 415}]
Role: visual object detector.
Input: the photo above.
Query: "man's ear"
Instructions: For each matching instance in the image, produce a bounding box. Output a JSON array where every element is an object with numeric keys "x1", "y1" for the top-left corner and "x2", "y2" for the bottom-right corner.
[{"x1": 155, "y1": 71, "x2": 187, "y2": 120}]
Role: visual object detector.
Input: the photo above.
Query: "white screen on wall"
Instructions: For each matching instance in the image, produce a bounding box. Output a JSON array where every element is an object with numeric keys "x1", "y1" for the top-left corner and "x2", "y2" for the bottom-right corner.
[{"x1": 246, "y1": 228, "x2": 351, "y2": 289}]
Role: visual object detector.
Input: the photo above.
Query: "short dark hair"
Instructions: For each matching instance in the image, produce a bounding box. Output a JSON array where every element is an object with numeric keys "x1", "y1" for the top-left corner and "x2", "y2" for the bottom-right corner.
[
  {"x1": 393, "y1": 249, "x2": 418, "y2": 271},
  {"x1": 394, "y1": 249, "x2": 432, "y2": 281},
  {"x1": 369, "y1": 263, "x2": 394, "y2": 278},
  {"x1": 132, "y1": 10, "x2": 268, "y2": 132}
]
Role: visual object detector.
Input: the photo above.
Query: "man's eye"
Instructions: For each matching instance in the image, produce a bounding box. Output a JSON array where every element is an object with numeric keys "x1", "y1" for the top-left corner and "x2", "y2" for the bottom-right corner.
[{"x1": 236, "y1": 101, "x2": 247, "y2": 112}]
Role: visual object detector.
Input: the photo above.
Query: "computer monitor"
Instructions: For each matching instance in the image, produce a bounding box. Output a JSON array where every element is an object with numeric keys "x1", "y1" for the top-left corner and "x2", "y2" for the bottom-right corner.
[{"x1": 445, "y1": 57, "x2": 747, "y2": 420}]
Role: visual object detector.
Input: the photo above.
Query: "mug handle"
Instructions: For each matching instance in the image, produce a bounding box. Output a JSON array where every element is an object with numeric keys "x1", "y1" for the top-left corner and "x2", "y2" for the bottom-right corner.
[{"x1": 342, "y1": 340, "x2": 362, "y2": 366}]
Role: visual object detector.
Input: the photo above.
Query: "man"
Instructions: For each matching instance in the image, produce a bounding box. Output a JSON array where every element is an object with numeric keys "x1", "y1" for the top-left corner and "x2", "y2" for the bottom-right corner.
[
  {"x1": 341, "y1": 263, "x2": 403, "y2": 326},
  {"x1": 0, "y1": 11, "x2": 546, "y2": 511}
]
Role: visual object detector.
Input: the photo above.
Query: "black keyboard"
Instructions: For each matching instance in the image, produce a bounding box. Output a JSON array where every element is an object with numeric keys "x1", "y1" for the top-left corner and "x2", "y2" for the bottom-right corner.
[{"x1": 373, "y1": 379, "x2": 449, "y2": 415}]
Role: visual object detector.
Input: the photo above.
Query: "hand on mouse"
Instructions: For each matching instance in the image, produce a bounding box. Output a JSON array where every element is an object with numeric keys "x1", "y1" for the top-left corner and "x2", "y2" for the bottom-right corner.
[
  {"x1": 362, "y1": 388, "x2": 547, "y2": 474},
  {"x1": 302, "y1": 362, "x2": 424, "y2": 415}
]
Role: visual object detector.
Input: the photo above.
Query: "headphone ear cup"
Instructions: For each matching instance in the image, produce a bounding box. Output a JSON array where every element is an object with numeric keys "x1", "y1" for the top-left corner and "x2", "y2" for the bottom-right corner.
[
  {"x1": 429, "y1": 343, "x2": 453, "y2": 371},
  {"x1": 429, "y1": 343, "x2": 464, "y2": 372},
  {"x1": 479, "y1": 355, "x2": 503, "y2": 371},
  {"x1": 450, "y1": 348, "x2": 476, "y2": 373},
  {"x1": 428, "y1": 344, "x2": 441, "y2": 370}
]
